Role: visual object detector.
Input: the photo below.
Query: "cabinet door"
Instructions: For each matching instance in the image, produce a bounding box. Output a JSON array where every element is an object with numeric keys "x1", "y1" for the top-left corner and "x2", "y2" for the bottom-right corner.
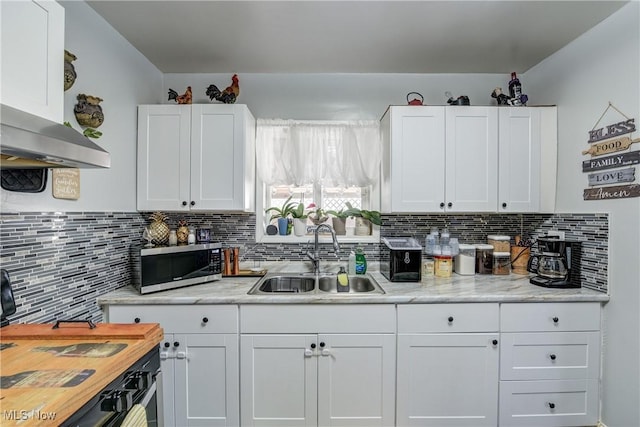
[
  {"x1": 317, "y1": 334, "x2": 396, "y2": 426},
  {"x1": 498, "y1": 108, "x2": 541, "y2": 212},
  {"x1": 445, "y1": 107, "x2": 498, "y2": 212},
  {"x1": 382, "y1": 106, "x2": 446, "y2": 213},
  {"x1": 241, "y1": 334, "x2": 318, "y2": 427},
  {"x1": 396, "y1": 333, "x2": 499, "y2": 426},
  {"x1": 1, "y1": 0, "x2": 64, "y2": 122},
  {"x1": 191, "y1": 104, "x2": 255, "y2": 211},
  {"x1": 137, "y1": 105, "x2": 191, "y2": 211},
  {"x1": 174, "y1": 333, "x2": 239, "y2": 426},
  {"x1": 158, "y1": 333, "x2": 176, "y2": 427}
]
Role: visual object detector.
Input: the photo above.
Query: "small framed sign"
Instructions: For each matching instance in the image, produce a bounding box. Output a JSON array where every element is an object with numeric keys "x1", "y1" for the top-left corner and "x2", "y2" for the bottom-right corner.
[{"x1": 52, "y1": 168, "x2": 80, "y2": 200}]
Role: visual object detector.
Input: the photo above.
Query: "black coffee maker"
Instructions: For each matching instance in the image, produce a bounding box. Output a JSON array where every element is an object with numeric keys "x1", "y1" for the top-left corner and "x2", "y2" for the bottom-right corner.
[{"x1": 527, "y1": 237, "x2": 582, "y2": 288}]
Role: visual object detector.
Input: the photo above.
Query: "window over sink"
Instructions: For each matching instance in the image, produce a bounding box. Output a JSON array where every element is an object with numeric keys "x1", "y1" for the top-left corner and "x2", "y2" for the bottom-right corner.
[{"x1": 255, "y1": 119, "x2": 381, "y2": 243}]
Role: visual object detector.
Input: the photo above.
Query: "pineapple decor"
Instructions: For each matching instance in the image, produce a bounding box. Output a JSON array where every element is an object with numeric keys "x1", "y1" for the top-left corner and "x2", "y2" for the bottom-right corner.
[
  {"x1": 176, "y1": 219, "x2": 189, "y2": 244},
  {"x1": 148, "y1": 212, "x2": 170, "y2": 245}
]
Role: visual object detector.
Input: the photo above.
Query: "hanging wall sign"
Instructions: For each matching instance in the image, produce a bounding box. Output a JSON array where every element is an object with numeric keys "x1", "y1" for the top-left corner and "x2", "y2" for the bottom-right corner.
[
  {"x1": 583, "y1": 103, "x2": 639, "y2": 201},
  {"x1": 582, "y1": 151, "x2": 640, "y2": 172},
  {"x1": 582, "y1": 135, "x2": 640, "y2": 156},
  {"x1": 583, "y1": 184, "x2": 640, "y2": 200},
  {"x1": 587, "y1": 167, "x2": 635, "y2": 186},
  {"x1": 52, "y1": 169, "x2": 80, "y2": 200}
]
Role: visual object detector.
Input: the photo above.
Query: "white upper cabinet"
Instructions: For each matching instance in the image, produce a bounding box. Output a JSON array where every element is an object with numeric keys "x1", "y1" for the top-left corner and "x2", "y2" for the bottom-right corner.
[
  {"x1": 381, "y1": 106, "x2": 446, "y2": 213},
  {"x1": 498, "y1": 107, "x2": 557, "y2": 213},
  {"x1": 445, "y1": 106, "x2": 498, "y2": 212},
  {"x1": 1, "y1": 0, "x2": 64, "y2": 122},
  {"x1": 381, "y1": 105, "x2": 556, "y2": 213},
  {"x1": 137, "y1": 104, "x2": 256, "y2": 212}
]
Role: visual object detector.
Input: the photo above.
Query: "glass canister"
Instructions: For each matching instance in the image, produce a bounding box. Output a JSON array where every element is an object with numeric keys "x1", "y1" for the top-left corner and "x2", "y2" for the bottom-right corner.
[
  {"x1": 474, "y1": 244, "x2": 494, "y2": 274},
  {"x1": 434, "y1": 255, "x2": 453, "y2": 278},
  {"x1": 492, "y1": 252, "x2": 511, "y2": 275},
  {"x1": 454, "y1": 244, "x2": 476, "y2": 275},
  {"x1": 421, "y1": 257, "x2": 435, "y2": 279},
  {"x1": 487, "y1": 235, "x2": 511, "y2": 253}
]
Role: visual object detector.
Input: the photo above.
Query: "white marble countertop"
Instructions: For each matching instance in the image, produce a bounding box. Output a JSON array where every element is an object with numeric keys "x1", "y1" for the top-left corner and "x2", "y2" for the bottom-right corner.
[{"x1": 97, "y1": 261, "x2": 609, "y2": 306}]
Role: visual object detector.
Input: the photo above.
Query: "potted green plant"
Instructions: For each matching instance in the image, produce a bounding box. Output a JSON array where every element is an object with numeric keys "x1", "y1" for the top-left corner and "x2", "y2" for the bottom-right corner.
[
  {"x1": 265, "y1": 196, "x2": 296, "y2": 236},
  {"x1": 326, "y1": 207, "x2": 349, "y2": 235},
  {"x1": 343, "y1": 202, "x2": 382, "y2": 235},
  {"x1": 306, "y1": 203, "x2": 329, "y2": 226},
  {"x1": 290, "y1": 202, "x2": 308, "y2": 236}
]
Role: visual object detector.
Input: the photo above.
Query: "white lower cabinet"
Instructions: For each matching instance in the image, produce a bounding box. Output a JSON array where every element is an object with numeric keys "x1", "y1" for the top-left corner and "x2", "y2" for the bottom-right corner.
[
  {"x1": 104, "y1": 305, "x2": 239, "y2": 426},
  {"x1": 240, "y1": 305, "x2": 396, "y2": 426},
  {"x1": 396, "y1": 304, "x2": 500, "y2": 426},
  {"x1": 499, "y1": 303, "x2": 601, "y2": 427}
]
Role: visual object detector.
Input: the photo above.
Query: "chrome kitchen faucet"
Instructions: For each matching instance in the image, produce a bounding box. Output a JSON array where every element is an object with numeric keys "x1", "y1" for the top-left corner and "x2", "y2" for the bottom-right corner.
[{"x1": 306, "y1": 224, "x2": 340, "y2": 275}]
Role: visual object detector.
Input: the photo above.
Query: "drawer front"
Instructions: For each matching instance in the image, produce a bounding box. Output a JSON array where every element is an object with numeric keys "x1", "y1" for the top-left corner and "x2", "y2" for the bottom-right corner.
[
  {"x1": 398, "y1": 303, "x2": 499, "y2": 333},
  {"x1": 501, "y1": 332, "x2": 600, "y2": 380},
  {"x1": 501, "y1": 302, "x2": 600, "y2": 332},
  {"x1": 499, "y1": 379, "x2": 598, "y2": 426},
  {"x1": 106, "y1": 304, "x2": 238, "y2": 334},
  {"x1": 240, "y1": 305, "x2": 395, "y2": 333}
]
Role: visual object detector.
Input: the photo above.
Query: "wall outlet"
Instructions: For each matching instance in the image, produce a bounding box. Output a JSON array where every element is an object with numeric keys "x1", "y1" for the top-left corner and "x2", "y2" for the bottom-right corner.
[{"x1": 547, "y1": 230, "x2": 565, "y2": 239}]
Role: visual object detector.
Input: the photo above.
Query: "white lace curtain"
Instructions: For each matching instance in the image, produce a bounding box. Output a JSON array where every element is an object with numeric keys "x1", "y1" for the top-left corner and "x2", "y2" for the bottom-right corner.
[{"x1": 255, "y1": 119, "x2": 381, "y2": 187}]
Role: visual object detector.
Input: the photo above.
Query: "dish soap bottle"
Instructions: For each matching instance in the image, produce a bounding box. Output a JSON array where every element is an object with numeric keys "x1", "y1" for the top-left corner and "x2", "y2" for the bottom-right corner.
[
  {"x1": 355, "y1": 247, "x2": 367, "y2": 275},
  {"x1": 348, "y1": 251, "x2": 356, "y2": 275}
]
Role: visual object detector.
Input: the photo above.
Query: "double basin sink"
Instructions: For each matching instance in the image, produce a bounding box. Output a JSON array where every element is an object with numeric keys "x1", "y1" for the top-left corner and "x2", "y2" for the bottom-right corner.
[{"x1": 248, "y1": 273, "x2": 385, "y2": 295}]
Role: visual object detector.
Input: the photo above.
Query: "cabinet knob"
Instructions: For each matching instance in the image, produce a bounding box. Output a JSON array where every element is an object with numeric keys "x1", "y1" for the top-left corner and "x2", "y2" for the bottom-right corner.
[
  {"x1": 134, "y1": 317, "x2": 140, "y2": 323},
  {"x1": 319, "y1": 342, "x2": 326, "y2": 348},
  {"x1": 164, "y1": 342, "x2": 170, "y2": 348},
  {"x1": 447, "y1": 202, "x2": 453, "y2": 208},
  {"x1": 548, "y1": 402, "x2": 556, "y2": 409},
  {"x1": 492, "y1": 339, "x2": 498, "y2": 346},
  {"x1": 502, "y1": 202, "x2": 507, "y2": 208},
  {"x1": 310, "y1": 343, "x2": 316, "y2": 349},
  {"x1": 182, "y1": 201, "x2": 187, "y2": 206},
  {"x1": 448, "y1": 316, "x2": 454, "y2": 323},
  {"x1": 173, "y1": 341, "x2": 180, "y2": 348},
  {"x1": 552, "y1": 316, "x2": 559, "y2": 323},
  {"x1": 190, "y1": 201, "x2": 195, "y2": 206},
  {"x1": 202, "y1": 317, "x2": 209, "y2": 324},
  {"x1": 549, "y1": 354, "x2": 557, "y2": 361},
  {"x1": 440, "y1": 202, "x2": 445, "y2": 209}
]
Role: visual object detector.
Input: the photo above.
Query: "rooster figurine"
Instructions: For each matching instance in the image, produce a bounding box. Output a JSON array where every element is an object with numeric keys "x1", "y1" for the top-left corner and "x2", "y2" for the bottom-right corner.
[
  {"x1": 168, "y1": 86, "x2": 192, "y2": 104},
  {"x1": 206, "y1": 74, "x2": 239, "y2": 104}
]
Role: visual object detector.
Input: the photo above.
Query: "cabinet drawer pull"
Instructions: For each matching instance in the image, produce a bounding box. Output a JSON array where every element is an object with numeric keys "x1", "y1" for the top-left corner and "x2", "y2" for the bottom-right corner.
[
  {"x1": 190, "y1": 201, "x2": 195, "y2": 206},
  {"x1": 447, "y1": 316, "x2": 454, "y2": 323},
  {"x1": 173, "y1": 341, "x2": 180, "y2": 348},
  {"x1": 549, "y1": 354, "x2": 557, "y2": 361},
  {"x1": 552, "y1": 316, "x2": 559, "y2": 323},
  {"x1": 439, "y1": 202, "x2": 445, "y2": 209},
  {"x1": 502, "y1": 202, "x2": 507, "y2": 208},
  {"x1": 202, "y1": 317, "x2": 209, "y2": 324},
  {"x1": 310, "y1": 343, "x2": 316, "y2": 349},
  {"x1": 319, "y1": 342, "x2": 326, "y2": 348},
  {"x1": 492, "y1": 339, "x2": 498, "y2": 346},
  {"x1": 182, "y1": 201, "x2": 187, "y2": 206},
  {"x1": 163, "y1": 342, "x2": 170, "y2": 348},
  {"x1": 447, "y1": 202, "x2": 453, "y2": 208},
  {"x1": 548, "y1": 402, "x2": 556, "y2": 409},
  {"x1": 134, "y1": 317, "x2": 140, "y2": 323}
]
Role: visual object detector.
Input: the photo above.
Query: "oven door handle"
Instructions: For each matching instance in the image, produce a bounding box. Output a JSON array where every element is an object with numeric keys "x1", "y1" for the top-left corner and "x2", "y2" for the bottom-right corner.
[{"x1": 139, "y1": 377, "x2": 157, "y2": 408}]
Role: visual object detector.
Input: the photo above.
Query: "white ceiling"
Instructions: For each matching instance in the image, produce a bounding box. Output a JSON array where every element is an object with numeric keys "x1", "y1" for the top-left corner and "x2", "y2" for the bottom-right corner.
[{"x1": 86, "y1": 0, "x2": 627, "y2": 74}]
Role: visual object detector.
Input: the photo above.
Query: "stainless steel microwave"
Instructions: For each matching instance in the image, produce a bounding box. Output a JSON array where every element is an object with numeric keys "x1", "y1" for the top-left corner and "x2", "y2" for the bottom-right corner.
[{"x1": 130, "y1": 243, "x2": 222, "y2": 294}]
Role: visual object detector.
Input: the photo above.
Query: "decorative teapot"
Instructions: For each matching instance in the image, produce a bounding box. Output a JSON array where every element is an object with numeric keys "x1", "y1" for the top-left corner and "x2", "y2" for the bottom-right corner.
[{"x1": 406, "y1": 92, "x2": 424, "y2": 105}]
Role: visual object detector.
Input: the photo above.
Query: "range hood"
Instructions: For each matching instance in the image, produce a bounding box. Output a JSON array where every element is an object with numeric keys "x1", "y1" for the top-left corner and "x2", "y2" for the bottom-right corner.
[{"x1": 0, "y1": 104, "x2": 111, "y2": 169}]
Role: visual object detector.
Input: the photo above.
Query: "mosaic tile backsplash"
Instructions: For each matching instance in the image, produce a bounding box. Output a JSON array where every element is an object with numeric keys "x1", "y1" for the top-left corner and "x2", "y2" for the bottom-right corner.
[{"x1": 0, "y1": 211, "x2": 608, "y2": 324}]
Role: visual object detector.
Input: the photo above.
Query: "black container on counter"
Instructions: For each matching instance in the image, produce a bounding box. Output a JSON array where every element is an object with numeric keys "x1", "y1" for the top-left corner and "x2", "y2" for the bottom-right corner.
[{"x1": 380, "y1": 237, "x2": 422, "y2": 282}]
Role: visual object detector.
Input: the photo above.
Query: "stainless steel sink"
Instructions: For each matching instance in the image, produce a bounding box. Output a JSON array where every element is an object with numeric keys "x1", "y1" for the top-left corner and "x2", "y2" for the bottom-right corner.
[{"x1": 248, "y1": 273, "x2": 385, "y2": 295}]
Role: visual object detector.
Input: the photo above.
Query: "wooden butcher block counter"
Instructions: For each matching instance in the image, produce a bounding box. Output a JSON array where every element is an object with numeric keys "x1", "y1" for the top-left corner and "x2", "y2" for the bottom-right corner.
[{"x1": 0, "y1": 322, "x2": 163, "y2": 426}]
